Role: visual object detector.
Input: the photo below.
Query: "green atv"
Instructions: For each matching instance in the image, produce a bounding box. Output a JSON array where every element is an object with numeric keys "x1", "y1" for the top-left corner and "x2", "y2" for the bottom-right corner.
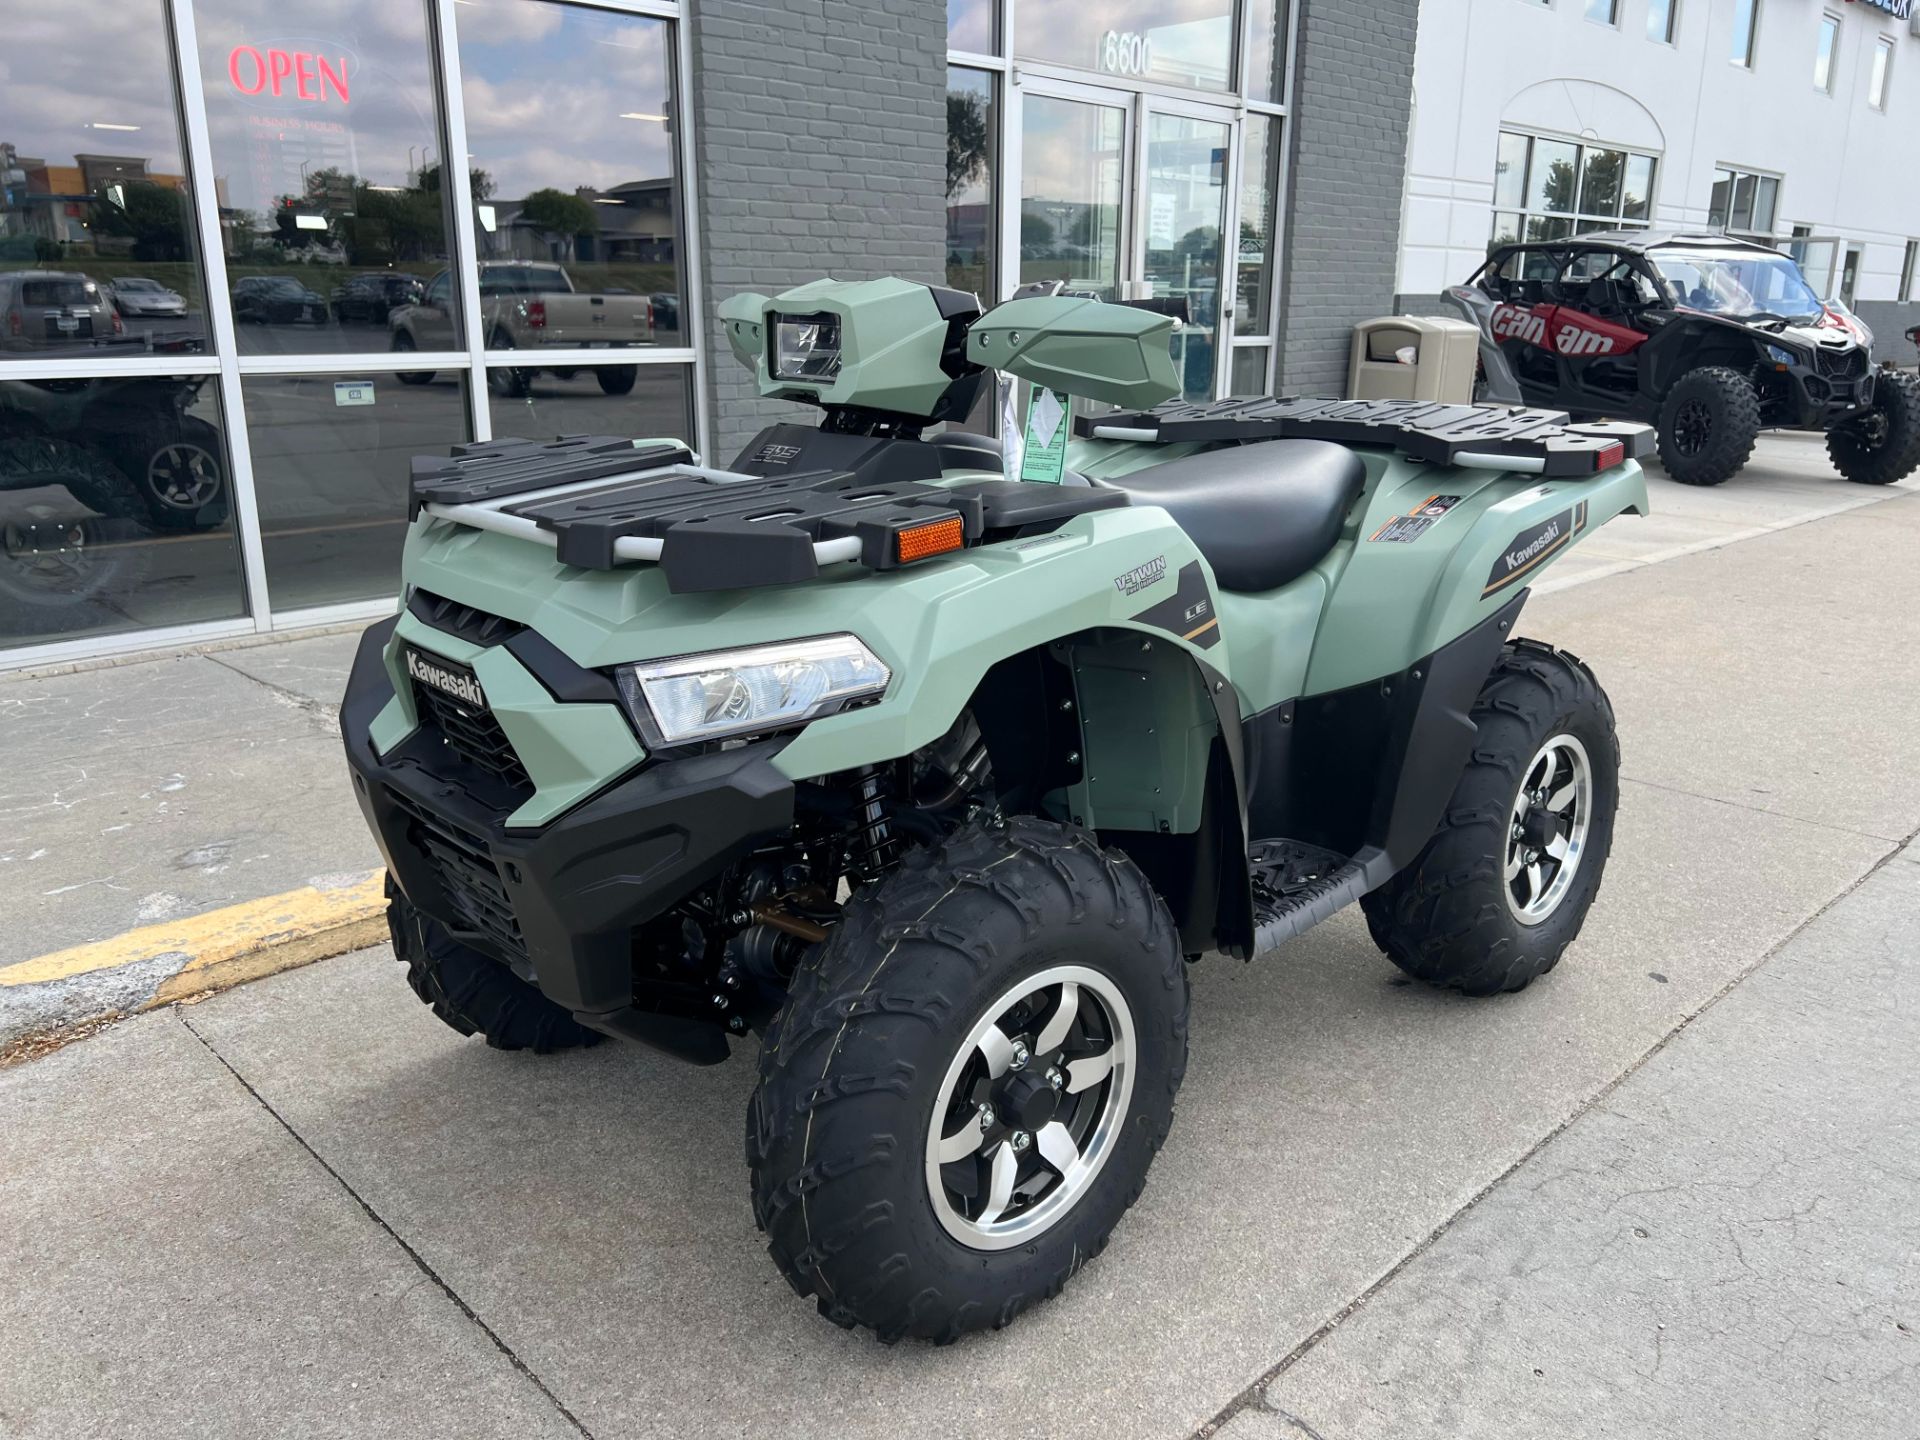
[{"x1": 341, "y1": 275, "x2": 1650, "y2": 1342}]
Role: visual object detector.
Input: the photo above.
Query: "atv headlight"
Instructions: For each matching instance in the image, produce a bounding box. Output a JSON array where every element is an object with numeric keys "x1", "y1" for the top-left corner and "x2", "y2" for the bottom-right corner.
[
  {"x1": 770, "y1": 312, "x2": 842, "y2": 381},
  {"x1": 617, "y1": 635, "x2": 888, "y2": 746},
  {"x1": 1765, "y1": 344, "x2": 1800, "y2": 366}
]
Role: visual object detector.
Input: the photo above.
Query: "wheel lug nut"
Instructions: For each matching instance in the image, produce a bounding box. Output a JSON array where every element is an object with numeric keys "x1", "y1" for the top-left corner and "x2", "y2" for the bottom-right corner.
[
  {"x1": 977, "y1": 1102, "x2": 995, "y2": 1132},
  {"x1": 1009, "y1": 1130, "x2": 1031, "y2": 1154},
  {"x1": 1046, "y1": 1065, "x2": 1065, "y2": 1091},
  {"x1": 1009, "y1": 1042, "x2": 1031, "y2": 1070}
]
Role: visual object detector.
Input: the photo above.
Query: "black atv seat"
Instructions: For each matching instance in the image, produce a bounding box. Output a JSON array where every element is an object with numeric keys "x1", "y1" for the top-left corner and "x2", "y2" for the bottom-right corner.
[{"x1": 1092, "y1": 439, "x2": 1366, "y2": 593}]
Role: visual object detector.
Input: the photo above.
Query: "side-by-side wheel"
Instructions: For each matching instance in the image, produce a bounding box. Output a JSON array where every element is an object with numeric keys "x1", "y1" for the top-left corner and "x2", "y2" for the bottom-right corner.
[
  {"x1": 1828, "y1": 369, "x2": 1920, "y2": 486},
  {"x1": 1654, "y1": 366, "x2": 1760, "y2": 486}
]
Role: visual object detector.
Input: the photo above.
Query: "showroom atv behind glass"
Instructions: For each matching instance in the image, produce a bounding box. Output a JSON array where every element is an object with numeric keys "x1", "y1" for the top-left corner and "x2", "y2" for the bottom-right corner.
[
  {"x1": 343, "y1": 275, "x2": 1655, "y2": 1341},
  {"x1": 1447, "y1": 231, "x2": 1920, "y2": 487}
]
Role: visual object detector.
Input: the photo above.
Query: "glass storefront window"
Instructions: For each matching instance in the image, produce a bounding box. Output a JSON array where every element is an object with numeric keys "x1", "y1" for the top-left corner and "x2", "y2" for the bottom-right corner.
[
  {"x1": 243, "y1": 371, "x2": 468, "y2": 613},
  {"x1": 947, "y1": 70, "x2": 997, "y2": 303},
  {"x1": 1, "y1": 2, "x2": 209, "y2": 360},
  {"x1": 949, "y1": 0, "x2": 996, "y2": 54},
  {"x1": 454, "y1": 0, "x2": 688, "y2": 348},
  {"x1": 1495, "y1": 130, "x2": 1658, "y2": 246},
  {"x1": 486, "y1": 365, "x2": 694, "y2": 449},
  {"x1": 1016, "y1": 0, "x2": 1238, "y2": 93},
  {"x1": 1, "y1": 376, "x2": 246, "y2": 646},
  {"x1": 1019, "y1": 97, "x2": 1126, "y2": 299},
  {"x1": 1143, "y1": 112, "x2": 1229, "y2": 402},
  {"x1": 1235, "y1": 114, "x2": 1280, "y2": 337},
  {"x1": 1229, "y1": 345, "x2": 1268, "y2": 396},
  {"x1": 1244, "y1": 1, "x2": 1288, "y2": 103},
  {"x1": 195, "y1": 0, "x2": 458, "y2": 358}
]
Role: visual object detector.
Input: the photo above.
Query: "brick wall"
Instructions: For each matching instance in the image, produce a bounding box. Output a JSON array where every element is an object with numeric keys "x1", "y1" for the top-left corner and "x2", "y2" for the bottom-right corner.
[
  {"x1": 1275, "y1": 0, "x2": 1421, "y2": 399},
  {"x1": 688, "y1": 0, "x2": 948, "y2": 460}
]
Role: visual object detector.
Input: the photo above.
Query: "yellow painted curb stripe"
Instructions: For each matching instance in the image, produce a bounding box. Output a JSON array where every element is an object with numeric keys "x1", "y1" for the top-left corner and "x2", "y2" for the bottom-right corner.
[{"x1": 0, "y1": 871, "x2": 388, "y2": 998}]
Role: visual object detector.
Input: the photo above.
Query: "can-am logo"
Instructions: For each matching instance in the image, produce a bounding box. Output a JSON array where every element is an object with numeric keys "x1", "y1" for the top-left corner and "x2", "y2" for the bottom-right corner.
[
  {"x1": 1490, "y1": 304, "x2": 1546, "y2": 345},
  {"x1": 1553, "y1": 321, "x2": 1617, "y2": 356},
  {"x1": 1114, "y1": 555, "x2": 1168, "y2": 596},
  {"x1": 406, "y1": 650, "x2": 485, "y2": 709}
]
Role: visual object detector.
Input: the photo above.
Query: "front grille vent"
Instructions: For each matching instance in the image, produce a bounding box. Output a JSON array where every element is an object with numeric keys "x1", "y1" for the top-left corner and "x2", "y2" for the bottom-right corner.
[
  {"x1": 1813, "y1": 346, "x2": 1867, "y2": 380},
  {"x1": 391, "y1": 792, "x2": 527, "y2": 964},
  {"x1": 412, "y1": 680, "x2": 532, "y2": 791},
  {"x1": 408, "y1": 588, "x2": 525, "y2": 648}
]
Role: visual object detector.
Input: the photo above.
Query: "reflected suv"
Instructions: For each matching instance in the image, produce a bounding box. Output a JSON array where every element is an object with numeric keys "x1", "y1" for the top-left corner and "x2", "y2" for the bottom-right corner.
[{"x1": 1, "y1": 271, "x2": 125, "y2": 352}]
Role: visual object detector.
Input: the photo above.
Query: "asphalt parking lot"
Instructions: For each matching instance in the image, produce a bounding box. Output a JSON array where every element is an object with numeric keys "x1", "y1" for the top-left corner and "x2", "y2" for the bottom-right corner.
[{"x1": 3, "y1": 443, "x2": 1918, "y2": 1438}]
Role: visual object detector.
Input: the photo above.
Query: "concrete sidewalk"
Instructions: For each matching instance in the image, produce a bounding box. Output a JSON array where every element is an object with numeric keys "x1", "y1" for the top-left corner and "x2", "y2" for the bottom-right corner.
[{"x1": 2, "y1": 475, "x2": 1917, "y2": 1437}]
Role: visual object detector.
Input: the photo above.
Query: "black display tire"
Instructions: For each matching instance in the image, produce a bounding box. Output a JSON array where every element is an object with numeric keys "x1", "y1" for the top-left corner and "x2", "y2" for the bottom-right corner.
[
  {"x1": 1827, "y1": 368, "x2": 1920, "y2": 486},
  {"x1": 1360, "y1": 640, "x2": 1619, "y2": 997},
  {"x1": 387, "y1": 879, "x2": 602, "y2": 1053},
  {"x1": 747, "y1": 818, "x2": 1188, "y2": 1343},
  {"x1": 1655, "y1": 366, "x2": 1761, "y2": 486},
  {"x1": 392, "y1": 331, "x2": 434, "y2": 385},
  {"x1": 595, "y1": 366, "x2": 638, "y2": 396}
]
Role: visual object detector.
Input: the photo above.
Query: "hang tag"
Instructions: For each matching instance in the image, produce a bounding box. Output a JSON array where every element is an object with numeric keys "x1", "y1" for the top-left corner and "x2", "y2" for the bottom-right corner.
[{"x1": 1019, "y1": 387, "x2": 1070, "y2": 485}]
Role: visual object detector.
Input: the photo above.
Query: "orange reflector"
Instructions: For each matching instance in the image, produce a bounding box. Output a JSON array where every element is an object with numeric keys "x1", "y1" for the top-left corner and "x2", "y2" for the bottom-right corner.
[
  {"x1": 896, "y1": 514, "x2": 965, "y2": 564},
  {"x1": 1594, "y1": 441, "x2": 1625, "y2": 471}
]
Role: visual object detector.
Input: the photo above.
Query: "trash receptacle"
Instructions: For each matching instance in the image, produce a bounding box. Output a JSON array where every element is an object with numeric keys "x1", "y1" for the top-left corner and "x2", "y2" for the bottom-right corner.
[{"x1": 1347, "y1": 315, "x2": 1480, "y2": 403}]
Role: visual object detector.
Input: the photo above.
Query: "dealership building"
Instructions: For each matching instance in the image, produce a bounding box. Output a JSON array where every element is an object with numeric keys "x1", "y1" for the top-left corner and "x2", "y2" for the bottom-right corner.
[
  {"x1": 0, "y1": 0, "x2": 1419, "y2": 667},
  {"x1": 1394, "y1": 0, "x2": 1920, "y2": 339}
]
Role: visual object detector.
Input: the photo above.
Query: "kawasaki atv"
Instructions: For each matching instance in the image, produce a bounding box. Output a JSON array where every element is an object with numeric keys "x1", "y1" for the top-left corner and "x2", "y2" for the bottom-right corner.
[
  {"x1": 341, "y1": 275, "x2": 1652, "y2": 1342},
  {"x1": 1446, "y1": 230, "x2": 1920, "y2": 487}
]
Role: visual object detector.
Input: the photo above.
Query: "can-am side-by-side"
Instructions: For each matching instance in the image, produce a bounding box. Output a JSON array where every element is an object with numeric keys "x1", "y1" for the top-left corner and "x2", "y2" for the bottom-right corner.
[
  {"x1": 342, "y1": 275, "x2": 1651, "y2": 1341},
  {"x1": 1447, "y1": 230, "x2": 1920, "y2": 487}
]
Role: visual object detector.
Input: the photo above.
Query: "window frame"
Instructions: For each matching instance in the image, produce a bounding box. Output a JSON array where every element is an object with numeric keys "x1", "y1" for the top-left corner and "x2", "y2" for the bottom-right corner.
[
  {"x1": 1814, "y1": 11, "x2": 1841, "y2": 95},
  {"x1": 1730, "y1": 0, "x2": 1760, "y2": 68},
  {"x1": 1707, "y1": 164, "x2": 1784, "y2": 244},
  {"x1": 1899, "y1": 240, "x2": 1918, "y2": 303},
  {"x1": 1646, "y1": 0, "x2": 1678, "y2": 45},
  {"x1": 1487, "y1": 128, "x2": 1661, "y2": 251},
  {"x1": 1869, "y1": 34, "x2": 1894, "y2": 111}
]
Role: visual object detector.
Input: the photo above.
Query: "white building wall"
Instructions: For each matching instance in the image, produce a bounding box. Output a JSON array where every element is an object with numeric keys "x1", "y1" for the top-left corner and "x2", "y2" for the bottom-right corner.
[{"x1": 1398, "y1": 0, "x2": 1920, "y2": 315}]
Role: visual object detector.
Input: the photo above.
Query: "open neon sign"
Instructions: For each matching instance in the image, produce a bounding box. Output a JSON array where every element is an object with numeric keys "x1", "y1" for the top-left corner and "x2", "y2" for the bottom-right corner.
[{"x1": 227, "y1": 46, "x2": 351, "y2": 103}]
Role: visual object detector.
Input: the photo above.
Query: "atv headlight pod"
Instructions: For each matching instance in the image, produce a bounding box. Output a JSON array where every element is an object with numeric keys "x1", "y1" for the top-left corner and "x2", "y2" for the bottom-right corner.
[
  {"x1": 617, "y1": 635, "x2": 889, "y2": 746},
  {"x1": 771, "y1": 312, "x2": 842, "y2": 381},
  {"x1": 1765, "y1": 343, "x2": 1801, "y2": 367}
]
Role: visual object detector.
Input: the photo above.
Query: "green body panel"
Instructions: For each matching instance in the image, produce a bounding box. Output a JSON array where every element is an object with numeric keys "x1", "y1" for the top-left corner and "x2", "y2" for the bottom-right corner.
[
  {"x1": 719, "y1": 278, "x2": 959, "y2": 418},
  {"x1": 378, "y1": 608, "x2": 646, "y2": 829},
  {"x1": 386, "y1": 432, "x2": 1647, "y2": 835},
  {"x1": 965, "y1": 296, "x2": 1179, "y2": 410}
]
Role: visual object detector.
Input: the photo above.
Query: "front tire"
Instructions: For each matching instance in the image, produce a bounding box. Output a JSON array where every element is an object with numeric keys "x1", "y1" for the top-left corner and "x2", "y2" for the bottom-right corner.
[
  {"x1": 1361, "y1": 640, "x2": 1619, "y2": 996},
  {"x1": 747, "y1": 818, "x2": 1188, "y2": 1342},
  {"x1": 595, "y1": 366, "x2": 637, "y2": 396},
  {"x1": 387, "y1": 880, "x2": 602, "y2": 1053},
  {"x1": 1827, "y1": 369, "x2": 1920, "y2": 485},
  {"x1": 1655, "y1": 366, "x2": 1760, "y2": 486}
]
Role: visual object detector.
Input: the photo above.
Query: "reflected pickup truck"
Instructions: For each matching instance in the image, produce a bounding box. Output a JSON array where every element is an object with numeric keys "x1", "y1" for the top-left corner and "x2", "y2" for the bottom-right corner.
[{"x1": 389, "y1": 261, "x2": 654, "y2": 396}]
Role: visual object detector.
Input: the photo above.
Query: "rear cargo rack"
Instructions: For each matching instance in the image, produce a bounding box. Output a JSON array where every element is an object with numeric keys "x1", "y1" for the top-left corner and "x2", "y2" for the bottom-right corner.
[
  {"x1": 1077, "y1": 397, "x2": 1654, "y2": 477},
  {"x1": 409, "y1": 434, "x2": 987, "y2": 593}
]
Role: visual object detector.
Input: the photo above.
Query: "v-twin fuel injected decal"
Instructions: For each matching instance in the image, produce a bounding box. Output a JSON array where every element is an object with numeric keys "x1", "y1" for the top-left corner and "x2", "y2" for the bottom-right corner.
[
  {"x1": 1113, "y1": 554, "x2": 1169, "y2": 597},
  {"x1": 1483, "y1": 504, "x2": 1587, "y2": 597},
  {"x1": 1129, "y1": 559, "x2": 1220, "y2": 648}
]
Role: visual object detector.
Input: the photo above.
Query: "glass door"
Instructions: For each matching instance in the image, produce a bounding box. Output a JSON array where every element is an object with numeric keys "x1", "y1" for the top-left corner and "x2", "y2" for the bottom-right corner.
[{"x1": 1017, "y1": 81, "x2": 1240, "y2": 402}]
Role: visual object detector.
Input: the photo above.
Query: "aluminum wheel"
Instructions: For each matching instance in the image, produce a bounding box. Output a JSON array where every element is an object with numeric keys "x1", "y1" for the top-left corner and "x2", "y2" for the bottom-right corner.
[
  {"x1": 1505, "y1": 733, "x2": 1593, "y2": 925},
  {"x1": 924, "y1": 964, "x2": 1135, "y2": 1251},
  {"x1": 146, "y1": 442, "x2": 221, "y2": 511}
]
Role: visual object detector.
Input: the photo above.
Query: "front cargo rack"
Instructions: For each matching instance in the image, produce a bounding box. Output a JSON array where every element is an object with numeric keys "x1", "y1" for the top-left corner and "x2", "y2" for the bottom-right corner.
[
  {"x1": 1077, "y1": 396, "x2": 1654, "y2": 477},
  {"x1": 409, "y1": 434, "x2": 988, "y2": 593}
]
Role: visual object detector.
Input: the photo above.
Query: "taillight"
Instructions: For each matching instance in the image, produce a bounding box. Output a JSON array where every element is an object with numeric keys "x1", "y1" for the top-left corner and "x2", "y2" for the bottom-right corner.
[
  {"x1": 526, "y1": 300, "x2": 546, "y2": 329},
  {"x1": 111, "y1": 309, "x2": 124, "y2": 335},
  {"x1": 646, "y1": 299, "x2": 655, "y2": 328},
  {"x1": 1594, "y1": 441, "x2": 1625, "y2": 471},
  {"x1": 5, "y1": 308, "x2": 20, "y2": 336}
]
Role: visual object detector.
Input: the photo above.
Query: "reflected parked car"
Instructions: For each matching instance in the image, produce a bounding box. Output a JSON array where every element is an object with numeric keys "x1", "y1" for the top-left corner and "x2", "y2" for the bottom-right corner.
[
  {"x1": 1, "y1": 270, "x2": 126, "y2": 351},
  {"x1": 233, "y1": 276, "x2": 327, "y2": 325},
  {"x1": 109, "y1": 276, "x2": 189, "y2": 318},
  {"x1": 331, "y1": 272, "x2": 424, "y2": 326}
]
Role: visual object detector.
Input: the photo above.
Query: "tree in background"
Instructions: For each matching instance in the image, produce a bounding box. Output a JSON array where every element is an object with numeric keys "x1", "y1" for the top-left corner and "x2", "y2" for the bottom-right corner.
[
  {"x1": 518, "y1": 187, "x2": 598, "y2": 261},
  {"x1": 947, "y1": 90, "x2": 989, "y2": 199},
  {"x1": 88, "y1": 182, "x2": 191, "y2": 261}
]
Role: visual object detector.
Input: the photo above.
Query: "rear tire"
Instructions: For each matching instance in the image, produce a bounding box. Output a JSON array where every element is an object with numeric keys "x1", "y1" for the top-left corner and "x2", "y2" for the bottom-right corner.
[
  {"x1": 387, "y1": 879, "x2": 602, "y2": 1053},
  {"x1": 595, "y1": 366, "x2": 637, "y2": 396},
  {"x1": 392, "y1": 331, "x2": 434, "y2": 385},
  {"x1": 1827, "y1": 369, "x2": 1920, "y2": 485},
  {"x1": 747, "y1": 818, "x2": 1187, "y2": 1343},
  {"x1": 1655, "y1": 366, "x2": 1760, "y2": 486},
  {"x1": 1361, "y1": 640, "x2": 1619, "y2": 996}
]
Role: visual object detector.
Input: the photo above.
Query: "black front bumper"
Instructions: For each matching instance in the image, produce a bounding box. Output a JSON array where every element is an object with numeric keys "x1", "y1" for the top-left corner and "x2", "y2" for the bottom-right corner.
[
  {"x1": 340, "y1": 618, "x2": 796, "y2": 1062},
  {"x1": 1782, "y1": 364, "x2": 1874, "y2": 428}
]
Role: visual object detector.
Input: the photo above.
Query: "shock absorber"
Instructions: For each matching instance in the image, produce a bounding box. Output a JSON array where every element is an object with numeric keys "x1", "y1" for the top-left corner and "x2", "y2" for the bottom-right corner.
[{"x1": 854, "y1": 765, "x2": 897, "y2": 876}]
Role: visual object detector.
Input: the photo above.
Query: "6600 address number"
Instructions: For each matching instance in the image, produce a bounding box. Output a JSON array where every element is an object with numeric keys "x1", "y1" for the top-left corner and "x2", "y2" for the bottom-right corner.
[{"x1": 1099, "y1": 30, "x2": 1154, "y2": 77}]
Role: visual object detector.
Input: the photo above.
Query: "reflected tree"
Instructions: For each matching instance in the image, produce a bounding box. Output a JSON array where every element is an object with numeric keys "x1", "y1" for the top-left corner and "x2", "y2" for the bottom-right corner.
[{"x1": 947, "y1": 90, "x2": 989, "y2": 199}]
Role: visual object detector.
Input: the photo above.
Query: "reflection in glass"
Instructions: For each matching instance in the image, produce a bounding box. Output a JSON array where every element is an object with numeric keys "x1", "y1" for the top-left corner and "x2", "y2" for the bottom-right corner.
[
  {"x1": 947, "y1": 70, "x2": 996, "y2": 303},
  {"x1": 1731, "y1": 0, "x2": 1757, "y2": 66},
  {"x1": 1646, "y1": 0, "x2": 1677, "y2": 42},
  {"x1": 1244, "y1": 1, "x2": 1288, "y2": 103},
  {"x1": 0, "y1": 2, "x2": 208, "y2": 359},
  {"x1": 1235, "y1": 115, "x2": 1279, "y2": 337},
  {"x1": 1578, "y1": 149, "x2": 1625, "y2": 218},
  {"x1": 455, "y1": 0, "x2": 686, "y2": 345},
  {"x1": 244, "y1": 372, "x2": 467, "y2": 613},
  {"x1": 1144, "y1": 112, "x2": 1229, "y2": 402},
  {"x1": 1814, "y1": 15, "x2": 1838, "y2": 94},
  {"x1": 949, "y1": 0, "x2": 996, "y2": 53},
  {"x1": 487, "y1": 366, "x2": 694, "y2": 451},
  {"x1": 195, "y1": 0, "x2": 455, "y2": 358},
  {"x1": 1, "y1": 377, "x2": 246, "y2": 647},
  {"x1": 1229, "y1": 345, "x2": 1269, "y2": 397},
  {"x1": 1016, "y1": 0, "x2": 1237, "y2": 92},
  {"x1": 1527, "y1": 140, "x2": 1579, "y2": 215},
  {"x1": 1493, "y1": 133, "x2": 1529, "y2": 213},
  {"x1": 1020, "y1": 97, "x2": 1126, "y2": 299},
  {"x1": 1622, "y1": 156, "x2": 1655, "y2": 222}
]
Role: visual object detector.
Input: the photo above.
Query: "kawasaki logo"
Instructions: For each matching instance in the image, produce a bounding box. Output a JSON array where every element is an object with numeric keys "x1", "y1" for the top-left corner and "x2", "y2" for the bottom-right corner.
[
  {"x1": 1491, "y1": 304, "x2": 1546, "y2": 345},
  {"x1": 406, "y1": 649, "x2": 485, "y2": 709},
  {"x1": 1505, "y1": 521, "x2": 1560, "y2": 569}
]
